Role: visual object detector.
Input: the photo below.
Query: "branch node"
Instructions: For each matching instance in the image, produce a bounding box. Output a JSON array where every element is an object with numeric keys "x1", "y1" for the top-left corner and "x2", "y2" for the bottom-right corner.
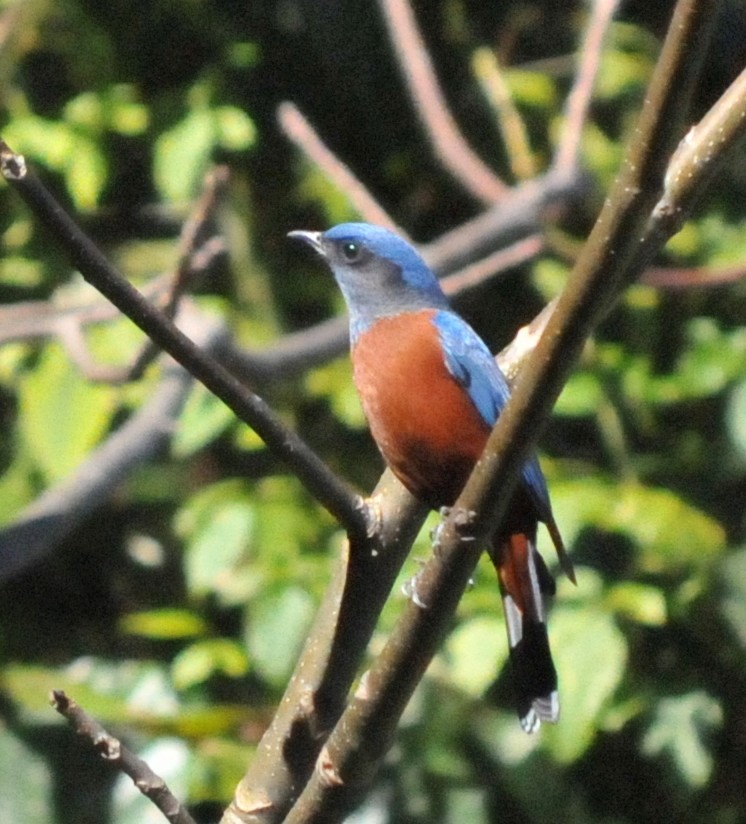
[
  {"x1": 0, "y1": 140, "x2": 27, "y2": 180},
  {"x1": 317, "y1": 746, "x2": 344, "y2": 787}
]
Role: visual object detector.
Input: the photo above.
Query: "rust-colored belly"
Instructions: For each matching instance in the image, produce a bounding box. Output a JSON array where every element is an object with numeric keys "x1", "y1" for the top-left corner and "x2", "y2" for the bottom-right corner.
[{"x1": 352, "y1": 311, "x2": 490, "y2": 508}]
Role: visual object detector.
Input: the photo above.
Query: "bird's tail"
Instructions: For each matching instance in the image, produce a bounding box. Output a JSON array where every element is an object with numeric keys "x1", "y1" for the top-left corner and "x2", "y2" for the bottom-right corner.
[{"x1": 488, "y1": 532, "x2": 559, "y2": 733}]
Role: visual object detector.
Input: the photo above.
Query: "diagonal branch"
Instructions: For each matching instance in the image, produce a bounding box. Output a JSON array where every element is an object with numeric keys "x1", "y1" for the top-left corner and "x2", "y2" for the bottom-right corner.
[
  {"x1": 51, "y1": 690, "x2": 197, "y2": 824},
  {"x1": 377, "y1": 0, "x2": 507, "y2": 202},
  {"x1": 553, "y1": 0, "x2": 621, "y2": 176},
  {"x1": 0, "y1": 141, "x2": 370, "y2": 545},
  {"x1": 277, "y1": 102, "x2": 403, "y2": 233}
]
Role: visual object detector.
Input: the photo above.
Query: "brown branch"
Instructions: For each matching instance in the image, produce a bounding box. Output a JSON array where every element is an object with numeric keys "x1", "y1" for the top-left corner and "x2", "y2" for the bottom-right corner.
[
  {"x1": 440, "y1": 233, "x2": 545, "y2": 296},
  {"x1": 0, "y1": 139, "x2": 370, "y2": 545},
  {"x1": 50, "y1": 690, "x2": 197, "y2": 824},
  {"x1": 220, "y1": 478, "x2": 426, "y2": 824},
  {"x1": 0, "y1": 166, "x2": 227, "y2": 384},
  {"x1": 377, "y1": 0, "x2": 507, "y2": 203},
  {"x1": 278, "y1": 102, "x2": 402, "y2": 233},
  {"x1": 472, "y1": 46, "x2": 538, "y2": 180},
  {"x1": 554, "y1": 0, "x2": 621, "y2": 176},
  {"x1": 642, "y1": 261, "x2": 746, "y2": 289}
]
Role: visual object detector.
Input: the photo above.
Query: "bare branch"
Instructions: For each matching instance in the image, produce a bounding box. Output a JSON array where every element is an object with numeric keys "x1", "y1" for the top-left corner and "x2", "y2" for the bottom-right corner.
[
  {"x1": 50, "y1": 690, "x2": 197, "y2": 824},
  {"x1": 554, "y1": 0, "x2": 621, "y2": 176},
  {"x1": 0, "y1": 139, "x2": 370, "y2": 544},
  {"x1": 221, "y1": 479, "x2": 426, "y2": 824},
  {"x1": 472, "y1": 47, "x2": 537, "y2": 180},
  {"x1": 278, "y1": 102, "x2": 402, "y2": 232},
  {"x1": 642, "y1": 261, "x2": 746, "y2": 289},
  {"x1": 441, "y1": 233, "x2": 544, "y2": 296},
  {"x1": 377, "y1": 0, "x2": 507, "y2": 202}
]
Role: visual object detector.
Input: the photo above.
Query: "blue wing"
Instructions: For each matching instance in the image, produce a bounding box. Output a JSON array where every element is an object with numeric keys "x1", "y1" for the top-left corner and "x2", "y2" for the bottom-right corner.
[{"x1": 432, "y1": 311, "x2": 552, "y2": 519}]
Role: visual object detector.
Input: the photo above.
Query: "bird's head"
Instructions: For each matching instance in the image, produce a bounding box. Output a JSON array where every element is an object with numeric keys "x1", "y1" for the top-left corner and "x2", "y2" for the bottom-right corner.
[{"x1": 289, "y1": 222, "x2": 449, "y2": 339}]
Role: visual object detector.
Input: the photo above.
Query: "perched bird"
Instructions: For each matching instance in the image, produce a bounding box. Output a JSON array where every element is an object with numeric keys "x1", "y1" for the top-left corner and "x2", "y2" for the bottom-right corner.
[{"x1": 289, "y1": 222, "x2": 573, "y2": 732}]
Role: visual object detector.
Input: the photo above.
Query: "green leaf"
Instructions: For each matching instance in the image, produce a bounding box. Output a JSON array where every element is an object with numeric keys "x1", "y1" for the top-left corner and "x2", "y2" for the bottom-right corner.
[
  {"x1": 550, "y1": 479, "x2": 725, "y2": 573},
  {"x1": 607, "y1": 582, "x2": 667, "y2": 626},
  {"x1": 3, "y1": 660, "x2": 177, "y2": 726},
  {"x1": 305, "y1": 359, "x2": 366, "y2": 428},
  {"x1": 154, "y1": 104, "x2": 255, "y2": 203},
  {"x1": 505, "y1": 69, "x2": 557, "y2": 109},
  {"x1": 172, "y1": 382, "x2": 236, "y2": 458},
  {"x1": 726, "y1": 379, "x2": 746, "y2": 464},
  {"x1": 176, "y1": 480, "x2": 256, "y2": 603},
  {"x1": 215, "y1": 105, "x2": 257, "y2": 150},
  {"x1": 642, "y1": 692, "x2": 722, "y2": 788},
  {"x1": 554, "y1": 371, "x2": 604, "y2": 417},
  {"x1": 119, "y1": 608, "x2": 208, "y2": 640},
  {"x1": 0, "y1": 728, "x2": 53, "y2": 822},
  {"x1": 244, "y1": 586, "x2": 315, "y2": 686},
  {"x1": 17, "y1": 343, "x2": 118, "y2": 483},
  {"x1": 544, "y1": 598, "x2": 628, "y2": 762},
  {"x1": 155, "y1": 107, "x2": 216, "y2": 202},
  {"x1": 441, "y1": 616, "x2": 507, "y2": 697},
  {"x1": 63, "y1": 134, "x2": 109, "y2": 210},
  {"x1": 171, "y1": 639, "x2": 249, "y2": 690}
]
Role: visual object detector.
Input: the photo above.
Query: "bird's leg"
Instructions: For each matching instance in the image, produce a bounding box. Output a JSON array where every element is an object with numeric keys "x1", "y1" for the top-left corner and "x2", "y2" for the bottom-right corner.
[{"x1": 451, "y1": 507, "x2": 478, "y2": 543}]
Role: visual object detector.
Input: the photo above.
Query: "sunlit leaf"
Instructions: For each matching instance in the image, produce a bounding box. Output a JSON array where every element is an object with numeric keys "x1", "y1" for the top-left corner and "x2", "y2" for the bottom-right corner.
[
  {"x1": 155, "y1": 104, "x2": 255, "y2": 203},
  {"x1": 17, "y1": 343, "x2": 118, "y2": 483},
  {"x1": 642, "y1": 692, "x2": 722, "y2": 788},
  {"x1": 172, "y1": 382, "x2": 236, "y2": 457},
  {"x1": 551, "y1": 478, "x2": 725, "y2": 573},
  {"x1": 505, "y1": 69, "x2": 557, "y2": 109},
  {"x1": 554, "y1": 371, "x2": 604, "y2": 417},
  {"x1": 544, "y1": 600, "x2": 627, "y2": 763},
  {"x1": 244, "y1": 586, "x2": 315, "y2": 686},
  {"x1": 607, "y1": 582, "x2": 667, "y2": 626},
  {"x1": 171, "y1": 639, "x2": 249, "y2": 690},
  {"x1": 726, "y1": 379, "x2": 746, "y2": 463},
  {"x1": 155, "y1": 107, "x2": 216, "y2": 203},
  {"x1": 175, "y1": 480, "x2": 256, "y2": 603},
  {"x1": 0, "y1": 728, "x2": 53, "y2": 822},
  {"x1": 119, "y1": 608, "x2": 208, "y2": 640},
  {"x1": 441, "y1": 615, "x2": 507, "y2": 698},
  {"x1": 305, "y1": 359, "x2": 366, "y2": 428}
]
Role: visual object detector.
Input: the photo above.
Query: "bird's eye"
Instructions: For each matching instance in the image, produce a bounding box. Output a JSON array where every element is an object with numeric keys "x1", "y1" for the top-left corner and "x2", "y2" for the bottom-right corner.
[{"x1": 341, "y1": 241, "x2": 362, "y2": 263}]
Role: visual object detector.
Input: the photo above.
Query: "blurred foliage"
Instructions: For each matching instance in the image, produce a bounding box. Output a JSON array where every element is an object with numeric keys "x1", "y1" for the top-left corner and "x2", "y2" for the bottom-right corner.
[{"x1": 0, "y1": 1, "x2": 745, "y2": 823}]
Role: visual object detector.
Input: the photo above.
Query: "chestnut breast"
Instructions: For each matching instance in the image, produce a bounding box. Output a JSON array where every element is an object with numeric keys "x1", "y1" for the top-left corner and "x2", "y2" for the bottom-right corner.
[{"x1": 351, "y1": 310, "x2": 491, "y2": 508}]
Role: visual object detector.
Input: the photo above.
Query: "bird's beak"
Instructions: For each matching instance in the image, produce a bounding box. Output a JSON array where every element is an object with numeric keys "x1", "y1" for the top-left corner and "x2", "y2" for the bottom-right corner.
[{"x1": 288, "y1": 230, "x2": 324, "y2": 255}]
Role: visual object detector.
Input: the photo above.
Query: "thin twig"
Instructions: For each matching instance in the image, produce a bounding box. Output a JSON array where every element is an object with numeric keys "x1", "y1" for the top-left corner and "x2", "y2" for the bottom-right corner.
[
  {"x1": 642, "y1": 261, "x2": 746, "y2": 289},
  {"x1": 472, "y1": 47, "x2": 537, "y2": 180},
  {"x1": 553, "y1": 0, "x2": 621, "y2": 176},
  {"x1": 50, "y1": 690, "x2": 197, "y2": 824},
  {"x1": 440, "y1": 234, "x2": 545, "y2": 296},
  {"x1": 377, "y1": 0, "x2": 507, "y2": 202},
  {"x1": 422, "y1": 168, "x2": 584, "y2": 274},
  {"x1": 278, "y1": 102, "x2": 402, "y2": 233}
]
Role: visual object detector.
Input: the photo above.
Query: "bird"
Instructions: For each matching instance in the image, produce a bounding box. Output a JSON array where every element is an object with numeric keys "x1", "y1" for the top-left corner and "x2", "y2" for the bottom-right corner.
[{"x1": 289, "y1": 222, "x2": 574, "y2": 732}]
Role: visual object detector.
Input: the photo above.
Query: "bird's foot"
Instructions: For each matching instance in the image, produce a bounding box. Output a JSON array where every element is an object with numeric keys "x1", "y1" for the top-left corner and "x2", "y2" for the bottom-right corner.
[{"x1": 402, "y1": 562, "x2": 429, "y2": 609}]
